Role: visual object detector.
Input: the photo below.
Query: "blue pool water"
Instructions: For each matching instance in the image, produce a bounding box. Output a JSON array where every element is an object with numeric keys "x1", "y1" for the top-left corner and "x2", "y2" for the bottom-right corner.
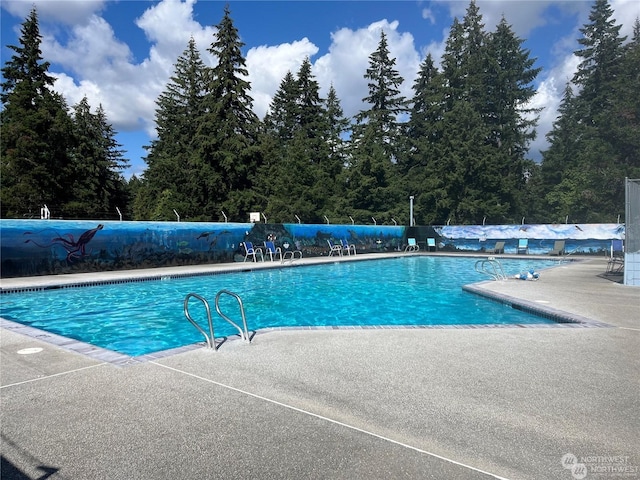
[{"x1": 0, "y1": 257, "x2": 560, "y2": 356}]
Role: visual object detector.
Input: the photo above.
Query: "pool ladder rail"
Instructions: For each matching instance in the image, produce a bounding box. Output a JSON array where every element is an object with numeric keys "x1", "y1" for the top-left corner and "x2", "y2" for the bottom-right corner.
[
  {"x1": 183, "y1": 290, "x2": 254, "y2": 351},
  {"x1": 475, "y1": 257, "x2": 507, "y2": 281},
  {"x1": 282, "y1": 250, "x2": 303, "y2": 263}
]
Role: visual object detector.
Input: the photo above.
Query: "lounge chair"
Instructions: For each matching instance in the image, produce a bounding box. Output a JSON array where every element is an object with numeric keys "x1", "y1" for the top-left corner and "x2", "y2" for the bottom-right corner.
[
  {"x1": 548, "y1": 240, "x2": 565, "y2": 256},
  {"x1": 486, "y1": 241, "x2": 505, "y2": 254},
  {"x1": 327, "y1": 240, "x2": 343, "y2": 256},
  {"x1": 404, "y1": 238, "x2": 419, "y2": 252},
  {"x1": 263, "y1": 241, "x2": 282, "y2": 262},
  {"x1": 611, "y1": 239, "x2": 624, "y2": 257},
  {"x1": 605, "y1": 240, "x2": 624, "y2": 274},
  {"x1": 340, "y1": 239, "x2": 357, "y2": 255},
  {"x1": 426, "y1": 238, "x2": 437, "y2": 252},
  {"x1": 517, "y1": 239, "x2": 529, "y2": 254},
  {"x1": 606, "y1": 252, "x2": 624, "y2": 274},
  {"x1": 242, "y1": 241, "x2": 263, "y2": 262}
]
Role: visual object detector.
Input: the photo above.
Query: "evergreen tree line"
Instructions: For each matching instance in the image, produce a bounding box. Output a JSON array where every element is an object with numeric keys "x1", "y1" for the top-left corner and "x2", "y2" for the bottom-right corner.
[
  {"x1": 533, "y1": 0, "x2": 640, "y2": 223},
  {"x1": 2, "y1": 1, "x2": 638, "y2": 224},
  {"x1": 1, "y1": 8, "x2": 130, "y2": 219}
]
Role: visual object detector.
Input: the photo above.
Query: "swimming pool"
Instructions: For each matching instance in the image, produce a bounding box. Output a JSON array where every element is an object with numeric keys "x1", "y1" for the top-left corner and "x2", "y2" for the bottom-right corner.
[{"x1": 1, "y1": 257, "x2": 560, "y2": 356}]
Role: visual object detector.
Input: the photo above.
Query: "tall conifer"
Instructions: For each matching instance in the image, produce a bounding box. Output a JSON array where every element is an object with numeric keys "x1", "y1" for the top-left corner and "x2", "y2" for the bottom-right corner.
[
  {"x1": 67, "y1": 98, "x2": 128, "y2": 218},
  {"x1": 195, "y1": 5, "x2": 261, "y2": 220},
  {"x1": 137, "y1": 37, "x2": 208, "y2": 220},
  {"x1": 0, "y1": 7, "x2": 74, "y2": 217},
  {"x1": 348, "y1": 31, "x2": 406, "y2": 222},
  {"x1": 353, "y1": 31, "x2": 407, "y2": 162},
  {"x1": 540, "y1": 0, "x2": 635, "y2": 222}
]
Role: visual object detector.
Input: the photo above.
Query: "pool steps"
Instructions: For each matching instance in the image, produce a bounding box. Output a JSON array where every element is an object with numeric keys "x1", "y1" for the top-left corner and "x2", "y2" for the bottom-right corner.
[{"x1": 184, "y1": 290, "x2": 253, "y2": 350}]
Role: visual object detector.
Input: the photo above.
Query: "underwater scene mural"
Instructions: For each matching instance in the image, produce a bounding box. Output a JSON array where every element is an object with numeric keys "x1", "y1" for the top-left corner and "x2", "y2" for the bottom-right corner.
[
  {"x1": 0, "y1": 219, "x2": 624, "y2": 278},
  {"x1": 1, "y1": 220, "x2": 250, "y2": 278},
  {"x1": 0, "y1": 220, "x2": 406, "y2": 278}
]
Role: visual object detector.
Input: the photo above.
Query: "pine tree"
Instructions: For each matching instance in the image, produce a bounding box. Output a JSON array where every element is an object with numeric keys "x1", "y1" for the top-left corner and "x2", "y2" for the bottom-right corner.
[
  {"x1": 259, "y1": 70, "x2": 300, "y2": 221},
  {"x1": 459, "y1": 0, "x2": 488, "y2": 108},
  {"x1": 431, "y1": 1, "x2": 495, "y2": 224},
  {"x1": 612, "y1": 18, "x2": 640, "y2": 178},
  {"x1": 197, "y1": 5, "x2": 261, "y2": 220},
  {"x1": 399, "y1": 54, "x2": 446, "y2": 224},
  {"x1": 434, "y1": 100, "x2": 501, "y2": 224},
  {"x1": 348, "y1": 31, "x2": 406, "y2": 222},
  {"x1": 572, "y1": 0, "x2": 626, "y2": 123},
  {"x1": 66, "y1": 98, "x2": 128, "y2": 218},
  {"x1": 295, "y1": 57, "x2": 328, "y2": 164},
  {"x1": 324, "y1": 84, "x2": 350, "y2": 169},
  {"x1": 441, "y1": 1, "x2": 486, "y2": 109},
  {"x1": 346, "y1": 122, "x2": 394, "y2": 221},
  {"x1": 353, "y1": 31, "x2": 407, "y2": 162},
  {"x1": 93, "y1": 105, "x2": 129, "y2": 216},
  {"x1": 440, "y1": 18, "x2": 465, "y2": 109},
  {"x1": 260, "y1": 58, "x2": 338, "y2": 222},
  {"x1": 0, "y1": 7, "x2": 74, "y2": 217},
  {"x1": 405, "y1": 54, "x2": 443, "y2": 151},
  {"x1": 483, "y1": 16, "x2": 542, "y2": 220},
  {"x1": 292, "y1": 58, "x2": 336, "y2": 220},
  {"x1": 484, "y1": 17, "x2": 541, "y2": 157},
  {"x1": 420, "y1": 1, "x2": 541, "y2": 224},
  {"x1": 570, "y1": 0, "x2": 633, "y2": 222},
  {"x1": 136, "y1": 37, "x2": 208, "y2": 220},
  {"x1": 540, "y1": 0, "x2": 633, "y2": 222},
  {"x1": 610, "y1": 18, "x2": 640, "y2": 178},
  {"x1": 323, "y1": 84, "x2": 351, "y2": 218},
  {"x1": 538, "y1": 85, "x2": 584, "y2": 222},
  {"x1": 263, "y1": 71, "x2": 300, "y2": 145}
]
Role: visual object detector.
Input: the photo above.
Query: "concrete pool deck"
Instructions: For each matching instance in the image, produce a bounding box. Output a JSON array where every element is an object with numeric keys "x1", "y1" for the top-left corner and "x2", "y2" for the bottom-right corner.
[{"x1": 1, "y1": 254, "x2": 638, "y2": 479}]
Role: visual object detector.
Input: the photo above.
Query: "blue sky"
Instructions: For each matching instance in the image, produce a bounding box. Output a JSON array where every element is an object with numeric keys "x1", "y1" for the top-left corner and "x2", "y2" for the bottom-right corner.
[{"x1": 1, "y1": 0, "x2": 638, "y2": 179}]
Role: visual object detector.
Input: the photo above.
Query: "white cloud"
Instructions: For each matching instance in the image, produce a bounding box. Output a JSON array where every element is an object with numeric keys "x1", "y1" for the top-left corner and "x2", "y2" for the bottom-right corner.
[
  {"x1": 527, "y1": 77, "x2": 564, "y2": 159},
  {"x1": 47, "y1": 15, "x2": 134, "y2": 75},
  {"x1": 135, "y1": 0, "x2": 217, "y2": 67},
  {"x1": 526, "y1": 26, "x2": 582, "y2": 160},
  {"x1": 37, "y1": 0, "x2": 220, "y2": 138},
  {"x1": 437, "y1": 0, "x2": 585, "y2": 37},
  {"x1": 1, "y1": 0, "x2": 106, "y2": 25},
  {"x1": 422, "y1": 8, "x2": 436, "y2": 24},
  {"x1": 421, "y1": 28, "x2": 449, "y2": 68},
  {"x1": 245, "y1": 18, "x2": 423, "y2": 124},
  {"x1": 314, "y1": 19, "x2": 420, "y2": 121},
  {"x1": 612, "y1": 0, "x2": 640, "y2": 39},
  {"x1": 246, "y1": 39, "x2": 319, "y2": 119}
]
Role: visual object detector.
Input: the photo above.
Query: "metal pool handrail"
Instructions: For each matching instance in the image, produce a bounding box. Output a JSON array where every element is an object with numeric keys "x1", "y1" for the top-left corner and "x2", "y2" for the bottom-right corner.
[
  {"x1": 215, "y1": 290, "x2": 251, "y2": 343},
  {"x1": 282, "y1": 250, "x2": 303, "y2": 263},
  {"x1": 183, "y1": 293, "x2": 217, "y2": 349},
  {"x1": 183, "y1": 290, "x2": 252, "y2": 350},
  {"x1": 475, "y1": 257, "x2": 507, "y2": 281}
]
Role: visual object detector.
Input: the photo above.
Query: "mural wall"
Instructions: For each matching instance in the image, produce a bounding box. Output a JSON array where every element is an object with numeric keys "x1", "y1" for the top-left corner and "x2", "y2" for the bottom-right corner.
[
  {"x1": 0, "y1": 220, "x2": 404, "y2": 278},
  {"x1": 0, "y1": 219, "x2": 624, "y2": 278},
  {"x1": 432, "y1": 223, "x2": 625, "y2": 255}
]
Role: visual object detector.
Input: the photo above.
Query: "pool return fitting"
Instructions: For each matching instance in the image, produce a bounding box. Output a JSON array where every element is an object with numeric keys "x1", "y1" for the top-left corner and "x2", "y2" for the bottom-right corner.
[{"x1": 183, "y1": 290, "x2": 254, "y2": 350}]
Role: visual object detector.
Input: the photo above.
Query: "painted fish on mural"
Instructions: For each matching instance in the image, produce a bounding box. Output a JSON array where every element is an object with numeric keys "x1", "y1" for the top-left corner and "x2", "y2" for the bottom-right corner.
[{"x1": 195, "y1": 230, "x2": 232, "y2": 250}]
